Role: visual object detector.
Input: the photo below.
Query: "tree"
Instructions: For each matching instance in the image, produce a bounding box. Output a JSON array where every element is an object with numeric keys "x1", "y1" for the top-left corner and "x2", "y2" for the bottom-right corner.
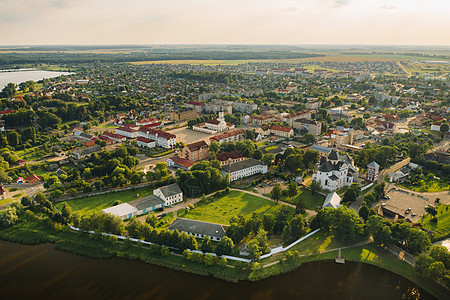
[
  {"x1": 145, "y1": 214, "x2": 158, "y2": 227},
  {"x1": 0, "y1": 206, "x2": 18, "y2": 227},
  {"x1": 262, "y1": 214, "x2": 275, "y2": 233},
  {"x1": 252, "y1": 149, "x2": 263, "y2": 160},
  {"x1": 303, "y1": 149, "x2": 320, "y2": 172},
  {"x1": 427, "y1": 261, "x2": 446, "y2": 282},
  {"x1": 310, "y1": 180, "x2": 321, "y2": 196},
  {"x1": 215, "y1": 236, "x2": 234, "y2": 256},
  {"x1": 160, "y1": 246, "x2": 170, "y2": 257},
  {"x1": 262, "y1": 153, "x2": 275, "y2": 167},
  {"x1": 287, "y1": 181, "x2": 298, "y2": 197},
  {"x1": 303, "y1": 133, "x2": 315, "y2": 144},
  {"x1": 1, "y1": 83, "x2": 17, "y2": 98},
  {"x1": 429, "y1": 245, "x2": 450, "y2": 269},
  {"x1": 440, "y1": 123, "x2": 449, "y2": 133},
  {"x1": 201, "y1": 236, "x2": 213, "y2": 253},
  {"x1": 363, "y1": 113, "x2": 371, "y2": 119},
  {"x1": 254, "y1": 228, "x2": 269, "y2": 254},
  {"x1": 342, "y1": 183, "x2": 361, "y2": 204},
  {"x1": 20, "y1": 196, "x2": 32, "y2": 207},
  {"x1": 61, "y1": 202, "x2": 72, "y2": 221},
  {"x1": 247, "y1": 239, "x2": 262, "y2": 262},
  {"x1": 282, "y1": 214, "x2": 307, "y2": 243},
  {"x1": 271, "y1": 183, "x2": 282, "y2": 202}
]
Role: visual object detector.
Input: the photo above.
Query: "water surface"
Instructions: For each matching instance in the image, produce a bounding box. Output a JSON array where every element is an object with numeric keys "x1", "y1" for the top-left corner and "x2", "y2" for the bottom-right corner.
[
  {"x1": 0, "y1": 241, "x2": 437, "y2": 300},
  {"x1": 0, "y1": 70, "x2": 73, "y2": 89}
]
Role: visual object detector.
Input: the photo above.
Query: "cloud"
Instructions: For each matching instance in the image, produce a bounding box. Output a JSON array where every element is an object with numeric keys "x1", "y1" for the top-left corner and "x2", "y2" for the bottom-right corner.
[
  {"x1": 379, "y1": 5, "x2": 398, "y2": 10},
  {"x1": 330, "y1": 0, "x2": 351, "y2": 8}
]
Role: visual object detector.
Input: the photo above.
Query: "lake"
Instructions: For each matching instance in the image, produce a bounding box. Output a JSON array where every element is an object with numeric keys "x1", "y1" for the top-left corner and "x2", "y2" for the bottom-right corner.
[
  {"x1": 0, "y1": 70, "x2": 73, "y2": 89},
  {"x1": 0, "y1": 241, "x2": 438, "y2": 300}
]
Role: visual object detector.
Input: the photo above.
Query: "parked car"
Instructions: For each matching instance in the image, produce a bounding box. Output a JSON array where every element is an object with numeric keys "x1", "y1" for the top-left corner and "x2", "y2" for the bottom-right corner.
[
  {"x1": 161, "y1": 213, "x2": 167, "y2": 217},
  {"x1": 157, "y1": 207, "x2": 164, "y2": 212}
]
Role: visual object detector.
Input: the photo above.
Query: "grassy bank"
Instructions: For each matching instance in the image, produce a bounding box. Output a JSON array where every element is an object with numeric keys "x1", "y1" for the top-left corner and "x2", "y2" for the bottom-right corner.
[{"x1": 419, "y1": 204, "x2": 450, "y2": 241}]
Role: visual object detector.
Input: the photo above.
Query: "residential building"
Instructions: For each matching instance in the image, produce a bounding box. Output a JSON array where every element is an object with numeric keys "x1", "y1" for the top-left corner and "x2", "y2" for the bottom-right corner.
[
  {"x1": 312, "y1": 148, "x2": 357, "y2": 191},
  {"x1": 221, "y1": 158, "x2": 268, "y2": 182},
  {"x1": 100, "y1": 131, "x2": 126, "y2": 143},
  {"x1": 283, "y1": 111, "x2": 311, "y2": 127},
  {"x1": 293, "y1": 119, "x2": 322, "y2": 135},
  {"x1": 71, "y1": 145, "x2": 102, "y2": 159},
  {"x1": 252, "y1": 113, "x2": 275, "y2": 125},
  {"x1": 367, "y1": 161, "x2": 380, "y2": 182},
  {"x1": 185, "y1": 101, "x2": 205, "y2": 113},
  {"x1": 310, "y1": 145, "x2": 332, "y2": 156},
  {"x1": 306, "y1": 100, "x2": 322, "y2": 110},
  {"x1": 210, "y1": 129, "x2": 245, "y2": 143},
  {"x1": 255, "y1": 125, "x2": 271, "y2": 138},
  {"x1": 323, "y1": 192, "x2": 342, "y2": 209},
  {"x1": 270, "y1": 125, "x2": 294, "y2": 138},
  {"x1": 180, "y1": 140, "x2": 209, "y2": 161},
  {"x1": 216, "y1": 150, "x2": 245, "y2": 166},
  {"x1": 166, "y1": 155, "x2": 196, "y2": 170},
  {"x1": 116, "y1": 126, "x2": 139, "y2": 139},
  {"x1": 153, "y1": 183, "x2": 183, "y2": 206},
  {"x1": 170, "y1": 109, "x2": 197, "y2": 122},
  {"x1": 138, "y1": 128, "x2": 176, "y2": 148},
  {"x1": 136, "y1": 117, "x2": 160, "y2": 127},
  {"x1": 26, "y1": 174, "x2": 43, "y2": 184},
  {"x1": 74, "y1": 130, "x2": 95, "y2": 141},
  {"x1": 168, "y1": 218, "x2": 227, "y2": 241},
  {"x1": 136, "y1": 137, "x2": 156, "y2": 148}
]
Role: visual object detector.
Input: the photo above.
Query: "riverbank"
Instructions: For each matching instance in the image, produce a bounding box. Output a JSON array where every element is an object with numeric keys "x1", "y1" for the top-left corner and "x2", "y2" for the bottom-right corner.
[{"x1": 0, "y1": 217, "x2": 448, "y2": 299}]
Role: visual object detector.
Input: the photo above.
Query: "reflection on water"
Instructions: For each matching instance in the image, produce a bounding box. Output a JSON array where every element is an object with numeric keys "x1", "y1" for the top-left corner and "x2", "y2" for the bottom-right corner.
[
  {"x1": 0, "y1": 241, "x2": 436, "y2": 300},
  {"x1": 0, "y1": 70, "x2": 73, "y2": 88}
]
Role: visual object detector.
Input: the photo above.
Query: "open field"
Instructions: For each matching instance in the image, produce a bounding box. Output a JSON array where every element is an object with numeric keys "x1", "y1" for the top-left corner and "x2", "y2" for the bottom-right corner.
[
  {"x1": 177, "y1": 191, "x2": 294, "y2": 225},
  {"x1": 267, "y1": 187, "x2": 325, "y2": 210},
  {"x1": 55, "y1": 186, "x2": 155, "y2": 215},
  {"x1": 419, "y1": 204, "x2": 450, "y2": 240},
  {"x1": 400, "y1": 178, "x2": 449, "y2": 193}
]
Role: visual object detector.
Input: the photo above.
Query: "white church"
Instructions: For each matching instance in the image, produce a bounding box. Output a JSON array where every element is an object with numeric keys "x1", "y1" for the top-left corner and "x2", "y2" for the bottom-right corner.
[
  {"x1": 312, "y1": 148, "x2": 357, "y2": 191},
  {"x1": 192, "y1": 111, "x2": 235, "y2": 134}
]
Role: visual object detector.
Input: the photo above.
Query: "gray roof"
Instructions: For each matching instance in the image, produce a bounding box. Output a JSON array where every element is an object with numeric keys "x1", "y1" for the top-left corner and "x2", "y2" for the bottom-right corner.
[
  {"x1": 328, "y1": 149, "x2": 339, "y2": 161},
  {"x1": 368, "y1": 161, "x2": 380, "y2": 168},
  {"x1": 129, "y1": 195, "x2": 164, "y2": 210},
  {"x1": 222, "y1": 158, "x2": 264, "y2": 173},
  {"x1": 323, "y1": 192, "x2": 342, "y2": 209},
  {"x1": 329, "y1": 175, "x2": 339, "y2": 181},
  {"x1": 311, "y1": 145, "x2": 332, "y2": 155},
  {"x1": 168, "y1": 218, "x2": 227, "y2": 238},
  {"x1": 157, "y1": 183, "x2": 183, "y2": 198},
  {"x1": 102, "y1": 203, "x2": 137, "y2": 217}
]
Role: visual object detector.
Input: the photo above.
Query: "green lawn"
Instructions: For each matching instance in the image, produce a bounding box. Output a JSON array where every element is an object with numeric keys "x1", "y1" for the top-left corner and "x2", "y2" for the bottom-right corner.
[
  {"x1": 177, "y1": 191, "x2": 294, "y2": 225},
  {"x1": 282, "y1": 187, "x2": 325, "y2": 210},
  {"x1": 289, "y1": 231, "x2": 347, "y2": 254},
  {"x1": 400, "y1": 179, "x2": 449, "y2": 193},
  {"x1": 419, "y1": 204, "x2": 450, "y2": 240},
  {"x1": 55, "y1": 186, "x2": 155, "y2": 215}
]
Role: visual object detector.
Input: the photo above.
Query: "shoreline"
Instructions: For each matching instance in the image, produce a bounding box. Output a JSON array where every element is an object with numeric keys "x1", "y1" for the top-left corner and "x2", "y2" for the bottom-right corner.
[{"x1": 0, "y1": 219, "x2": 448, "y2": 299}]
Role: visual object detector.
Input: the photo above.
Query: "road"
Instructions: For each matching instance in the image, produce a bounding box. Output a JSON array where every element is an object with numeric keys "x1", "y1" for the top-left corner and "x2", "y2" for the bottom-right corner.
[{"x1": 349, "y1": 157, "x2": 411, "y2": 212}]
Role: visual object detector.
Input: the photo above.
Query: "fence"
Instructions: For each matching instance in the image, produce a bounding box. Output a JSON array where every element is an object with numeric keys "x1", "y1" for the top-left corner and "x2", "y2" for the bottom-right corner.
[{"x1": 68, "y1": 225, "x2": 321, "y2": 263}]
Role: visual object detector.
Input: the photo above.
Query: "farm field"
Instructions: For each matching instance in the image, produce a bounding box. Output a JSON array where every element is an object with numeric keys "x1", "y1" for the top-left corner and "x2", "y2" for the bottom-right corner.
[
  {"x1": 55, "y1": 185, "x2": 155, "y2": 215},
  {"x1": 177, "y1": 191, "x2": 294, "y2": 225}
]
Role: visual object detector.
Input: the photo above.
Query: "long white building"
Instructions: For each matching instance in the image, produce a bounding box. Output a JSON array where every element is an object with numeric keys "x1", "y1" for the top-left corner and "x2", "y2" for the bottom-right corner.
[{"x1": 221, "y1": 158, "x2": 268, "y2": 182}]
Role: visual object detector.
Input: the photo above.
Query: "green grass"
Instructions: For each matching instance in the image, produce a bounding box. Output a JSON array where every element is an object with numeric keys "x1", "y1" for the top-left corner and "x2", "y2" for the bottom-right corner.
[
  {"x1": 177, "y1": 191, "x2": 294, "y2": 225},
  {"x1": 0, "y1": 198, "x2": 15, "y2": 207},
  {"x1": 289, "y1": 231, "x2": 347, "y2": 254},
  {"x1": 55, "y1": 186, "x2": 155, "y2": 215},
  {"x1": 281, "y1": 187, "x2": 325, "y2": 210},
  {"x1": 419, "y1": 204, "x2": 450, "y2": 240},
  {"x1": 400, "y1": 178, "x2": 449, "y2": 193}
]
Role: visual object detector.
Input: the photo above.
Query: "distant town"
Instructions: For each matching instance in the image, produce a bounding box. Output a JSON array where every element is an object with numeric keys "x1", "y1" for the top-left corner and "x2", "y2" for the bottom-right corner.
[{"x1": 0, "y1": 48, "x2": 449, "y2": 297}]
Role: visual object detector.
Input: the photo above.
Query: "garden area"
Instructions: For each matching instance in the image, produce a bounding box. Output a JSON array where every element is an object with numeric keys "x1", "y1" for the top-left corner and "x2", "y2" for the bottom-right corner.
[
  {"x1": 400, "y1": 169, "x2": 449, "y2": 193},
  {"x1": 419, "y1": 204, "x2": 450, "y2": 241},
  {"x1": 267, "y1": 187, "x2": 325, "y2": 210},
  {"x1": 55, "y1": 185, "x2": 155, "y2": 215},
  {"x1": 177, "y1": 191, "x2": 294, "y2": 225}
]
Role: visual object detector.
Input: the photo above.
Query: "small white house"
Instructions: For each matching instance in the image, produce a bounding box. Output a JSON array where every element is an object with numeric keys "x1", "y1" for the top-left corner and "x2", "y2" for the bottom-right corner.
[
  {"x1": 153, "y1": 183, "x2": 183, "y2": 206},
  {"x1": 323, "y1": 192, "x2": 342, "y2": 209}
]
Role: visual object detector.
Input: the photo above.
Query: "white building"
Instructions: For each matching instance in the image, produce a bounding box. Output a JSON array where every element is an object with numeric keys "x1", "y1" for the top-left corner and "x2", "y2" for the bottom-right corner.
[
  {"x1": 138, "y1": 128, "x2": 176, "y2": 148},
  {"x1": 116, "y1": 126, "x2": 139, "y2": 139},
  {"x1": 221, "y1": 158, "x2": 268, "y2": 182},
  {"x1": 153, "y1": 183, "x2": 183, "y2": 206},
  {"x1": 293, "y1": 119, "x2": 322, "y2": 135},
  {"x1": 192, "y1": 111, "x2": 234, "y2": 134},
  {"x1": 102, "y1": 195, "x2": 165, "y2": 220},
  {"x1": 312, "y1": 149, "x2": 357, "y2": 191},
  {"x1": 323, "y1": 192, "x2": 342, "y2": 209},
  {"x1": 136, "y1": 137, "x2": 156, "y2": 148}
]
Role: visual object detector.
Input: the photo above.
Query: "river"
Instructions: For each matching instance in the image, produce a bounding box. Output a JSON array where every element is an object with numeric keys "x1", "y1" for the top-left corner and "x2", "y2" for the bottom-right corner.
[
  {"x1": 0, "y1": 70, "x2": 73, "y2": 89},
  {"x1": 0, "y1": 241, "x2": 437, "y2": 300}
]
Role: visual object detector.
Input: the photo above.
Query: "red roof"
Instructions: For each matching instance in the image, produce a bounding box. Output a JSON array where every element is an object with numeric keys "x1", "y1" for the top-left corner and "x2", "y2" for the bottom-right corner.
[
  {"x1": 117, "y1": 126, "x2": 138, "y2": 133},
  {"x1": 168, "y1": 156, "x2": 196, "y2": 168},
  {"x1": 270, "y1": 125, "x2": 293, "y2": 133},
  {"x1": 138, "y1": 128, "x2": 176, "y2": 140},
  {"x1": 210, "y1": 129, "x2": 245, "y2": 142},
  {"x1": 137, "y1": 137, "x2": 155, "y2": 144},
  {"x1": 101, "y1": 131, "x2": 126, "y2": 140},
  {"x1": 187, "y1": 101, "x2": 205, "y2": 106},
  {"x1": 26, "y1": 174, "x2": 43, "y2": 182}
]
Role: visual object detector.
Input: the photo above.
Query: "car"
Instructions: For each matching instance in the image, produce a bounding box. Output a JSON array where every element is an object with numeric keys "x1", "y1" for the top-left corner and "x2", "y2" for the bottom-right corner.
[
  {"x1": 188, "y1": 204, "x2": 194, "y2": 209},
  {"x1": 157, "y1": 208, "x2": 164, "y2": 212},
  {"x1": 381, "y1": 203, "x2": 386, "y2": 207},
  {"x1": 407, "y1": 208, "x2": 411, "y2": 211},
  {"x1": 405, "y1": 211, "x2": 409, "y2": 214},
  {"x1": 411, "y1": 213, "x2": 416, "y2": 217},
  {"x1": 161, "y1": 213, "x2": 167, "y2": 217}
]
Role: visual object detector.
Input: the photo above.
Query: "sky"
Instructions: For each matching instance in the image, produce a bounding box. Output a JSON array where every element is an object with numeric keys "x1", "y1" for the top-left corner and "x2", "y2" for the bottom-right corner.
[{"x1": 0, "y1": 0, "x2": 449, "y2": 45}]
